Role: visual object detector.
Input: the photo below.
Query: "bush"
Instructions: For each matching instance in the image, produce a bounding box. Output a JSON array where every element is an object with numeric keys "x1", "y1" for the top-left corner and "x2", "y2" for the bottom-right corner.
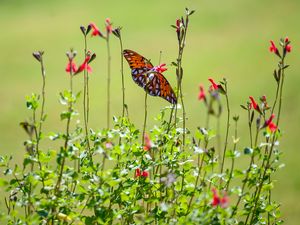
[{"x1": 0, "y1": 9, "x2": 291, "y2": 225}]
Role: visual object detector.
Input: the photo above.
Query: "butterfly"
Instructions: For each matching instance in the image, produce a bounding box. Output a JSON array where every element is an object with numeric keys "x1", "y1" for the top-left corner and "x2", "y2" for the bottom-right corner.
[{"x1": 123, "y1": 49, "x2": 177, "y2": 104}]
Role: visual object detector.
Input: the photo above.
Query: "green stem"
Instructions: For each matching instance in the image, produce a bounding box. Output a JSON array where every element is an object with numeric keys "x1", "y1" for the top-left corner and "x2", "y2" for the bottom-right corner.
[
  {"x1": 220, "y1": 87, "x2": 230, "y2": 176},
  {"x1": 225, "y1": 118, "x2": 238, "y2": 191},
  {"x1": 83, "y1": 35, "x2": 91, "y2": 153},
  {"x1": 248, "y1": 58, "x2": 286, "y2": 224},
  {"x1": 119, "y1": 36, "x2": 125, "y2": 118},
  {"x1": 142, "y1": 92, "x2": 148, "y2": 145},
  {"x1": 106, "y1": 37, "x2": 111, "y2": 129}
]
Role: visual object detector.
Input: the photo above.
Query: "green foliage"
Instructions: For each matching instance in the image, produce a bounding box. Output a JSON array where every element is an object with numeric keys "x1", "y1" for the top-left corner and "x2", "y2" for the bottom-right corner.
[{"x1": 0, "y1": 9, "x2": 290, "y2": 225}]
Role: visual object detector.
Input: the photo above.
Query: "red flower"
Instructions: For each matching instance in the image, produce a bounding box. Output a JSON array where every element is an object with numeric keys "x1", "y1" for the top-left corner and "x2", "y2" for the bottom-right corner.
[
  {"x1": 135, "y1": 168, "x2": 149, "y2": 178},
  {"x1": 269, "y1": 40, "x2": 279, "y2": 55},
  {"x1": 198, "y1": 84, "x2": 206, "y2": 101},
  {"x1": 208, "y1": 78, "x2": 218, "y2": 90},
  {"x1": 105, "y1": 18, "x2": 112, "y2": 34},
  {"x1": 286, "y1": 44, "x2": 292, "y2": 52},
  {"x1": 265, "y1": 114, "x2": 277, "y2": 132},
  {"x1": 90, "y1": 22, "x2": 103, "y2": 37},
  {"x1": 143, "y1": 134, "x2": 152, "y2": 151},
  {"x1": 212, "y1": 188, "x2": 229, "y2": 208},
  {"x1": 153, "y1": 63, "x2": 167, "y2": 73},
  {"x1": 77, "y1": 53, "x2": 92, "y2": 73},
  {"x1": 142, "y1": 171, "x2": 149, "y2": 177},
  {"x1": 65, "y1": 60, "x2": 77, "y2": 73},
  {"x1": 249, "y1": 96, "x2": 258, "y2": 110}
]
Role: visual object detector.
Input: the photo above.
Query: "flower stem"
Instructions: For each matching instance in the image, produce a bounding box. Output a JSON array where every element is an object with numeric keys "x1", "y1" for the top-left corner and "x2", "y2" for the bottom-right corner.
[
  {"x1": 118, "y1": 36, "x2": 126, "y2": 118},
  {"x1": 248, "y1": 57, "x2": 286, "y2": 224},
  {"x1": 142, "y1": 92, "x2": 148, "y2": 145},
  {"x1": 106, "y1": 37, "x2": 111, "y2": 129},
  {"x1": 83, "y1": 35, "x2": 91, "y2": 153},
  {"x1": 220, "y1": 84, "x2": 230, "y2": 176}
]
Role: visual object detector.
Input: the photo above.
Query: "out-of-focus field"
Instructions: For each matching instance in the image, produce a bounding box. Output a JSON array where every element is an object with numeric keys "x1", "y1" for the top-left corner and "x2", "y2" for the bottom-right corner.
[{"x1": 0, "y1": 0, "x2": 299, "y2": 223}]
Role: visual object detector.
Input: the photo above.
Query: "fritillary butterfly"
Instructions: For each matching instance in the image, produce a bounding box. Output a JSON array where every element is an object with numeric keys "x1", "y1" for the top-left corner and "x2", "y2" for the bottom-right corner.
[{"x1": 123, "y1": 49, "x2": 177, "y2": 104}]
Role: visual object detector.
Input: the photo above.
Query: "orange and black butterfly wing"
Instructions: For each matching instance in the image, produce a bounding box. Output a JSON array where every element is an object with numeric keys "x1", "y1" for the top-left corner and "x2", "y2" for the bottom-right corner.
[
  {"x1": 145, "y1": 72, "x2": 177, "y2": 104},
  {"x1": 123, "y1": 49, "x2": 153, "y2": 88}
]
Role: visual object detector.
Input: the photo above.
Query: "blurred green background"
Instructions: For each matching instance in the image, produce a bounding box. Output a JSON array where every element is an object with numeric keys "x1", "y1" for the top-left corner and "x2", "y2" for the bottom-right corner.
[{"x1": 0, "y1": 0, "x2": 299, "y2": 223}]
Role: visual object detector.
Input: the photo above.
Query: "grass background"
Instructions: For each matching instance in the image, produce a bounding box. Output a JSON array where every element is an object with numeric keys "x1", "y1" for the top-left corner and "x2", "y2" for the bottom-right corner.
[{"x1": 0, "y1": 0, "x2": 299, "y2": 223}]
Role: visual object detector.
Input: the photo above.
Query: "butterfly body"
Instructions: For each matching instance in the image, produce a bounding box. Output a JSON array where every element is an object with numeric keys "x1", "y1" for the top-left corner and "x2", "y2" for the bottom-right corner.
[{"x1": 123, "y1": 49, "x2": 177, "y2": 104}]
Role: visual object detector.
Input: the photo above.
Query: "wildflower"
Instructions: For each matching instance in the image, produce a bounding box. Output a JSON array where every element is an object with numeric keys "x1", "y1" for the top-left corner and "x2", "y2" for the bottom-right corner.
[
  {"x1": 264, "y1": 114, "x2": 277, "y2": 132},
  {"x1": 153, "y1": 63, "x2": 167, "y2": 73},
  {"x1": 208, "y1": 78, "x2": 218, "y2": 90},
  {"x1": 76, "y1": 52, "x2": 92, "y2": 74},
  {"x1": 135, "y1": 168, "x2": 149, "y2": 178},
  {"x1": 105, "y1": 18, "x2": 113, "y2": 34},
  {"x1": 90, "y1": 22, "x2": 103, "y2": 37},
  {"x1": 212, "y1": 188, "x2": 229, "y2": 208},
  {"x1": 143, "y1": 134, "x2": 152, "y2": 151},
  {"x1": 286, "y1": 44, "x2": 292, "y2": 52},
  {"x1": 65, "y1": 60, "x2": 77, "y2": 73},
  {"x1": 284, "y1": 37, "x2": 292, "y2": 53},
  {"x1": 249, "y1": 96, "x2": 259, "y2": 111},
  {"x1": 198, "y1": 84, "x2": 206, "y2": 101},
  {"x1": 269, "y1": 40, "x2": 280, "y2": 56}
]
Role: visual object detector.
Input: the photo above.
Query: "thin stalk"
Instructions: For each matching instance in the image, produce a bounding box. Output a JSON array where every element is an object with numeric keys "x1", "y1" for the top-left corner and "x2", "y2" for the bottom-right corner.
[
  {"x1": 142, "y1": 92, "x2": 148, "y2": 145},
  {"x1": 35, "y1": 55, "x2": 46, "y2": 171},
  {"x1": 83, "y1": 35, "x2": 91, "y2": 153},
  {"x1": 220, "y1": 87, "x2": 230, "y2": 175},
  {"x1": 106, "y1": 37, "x2": 111, "y2": 129},
  {"x1": 248, "y1": 110, "x2": 253, "y2": 148},
  {"x1": 225, "y1": 118, "x2": 238, "y2": 191},
  {"x1": 216, "y1": 115, "x2": 221, "y2": 160},
  {"x1": 119, "y1": 36, "x2": 126, "y2": 118},
  {"x1": 55, "y1": 65, "x2": 74, "y2": 195},
  {"x1": 32, "y1": 53, "x2": 47, "y2": 195},
  {"x1": 248, "y1": 58, "x2": 286, "y2": 224}
]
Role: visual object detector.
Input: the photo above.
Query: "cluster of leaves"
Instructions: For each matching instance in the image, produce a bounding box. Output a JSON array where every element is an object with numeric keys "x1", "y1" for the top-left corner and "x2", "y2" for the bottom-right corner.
[{"x1": 0, "y1": 9, "x2": 290, "y2": 225}]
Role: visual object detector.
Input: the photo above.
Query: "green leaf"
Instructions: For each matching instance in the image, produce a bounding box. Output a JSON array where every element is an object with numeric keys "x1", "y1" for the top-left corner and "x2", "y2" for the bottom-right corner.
[{"x1": 60, "y1": 111, "x2": 71, "y2": 120}]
